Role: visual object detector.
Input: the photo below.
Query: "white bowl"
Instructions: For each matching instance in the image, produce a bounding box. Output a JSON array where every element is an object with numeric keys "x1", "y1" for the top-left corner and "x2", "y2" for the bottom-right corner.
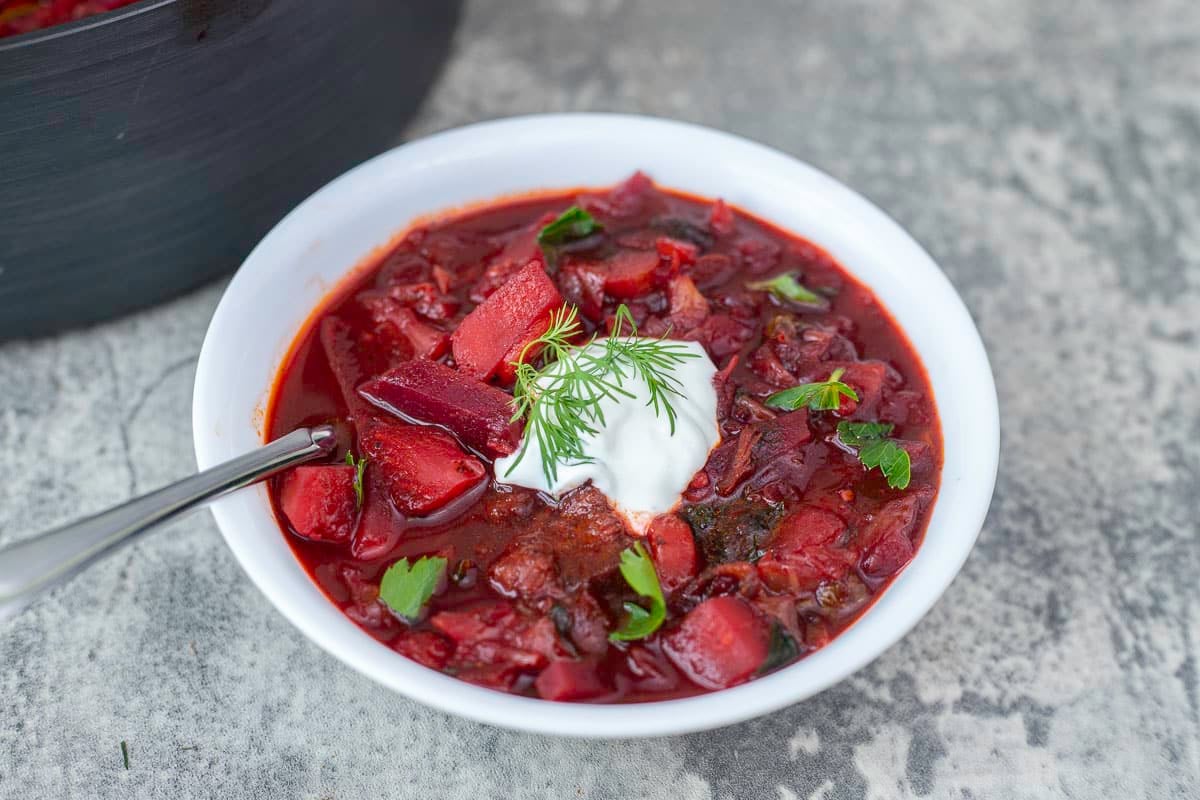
[{"x1": 193, "y1": 113, "x2": 999, "y2": 737}]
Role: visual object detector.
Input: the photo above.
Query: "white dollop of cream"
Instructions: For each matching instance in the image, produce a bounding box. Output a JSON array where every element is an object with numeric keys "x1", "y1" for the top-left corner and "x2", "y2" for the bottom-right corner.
[{"x1": 494, "y1": 338, "x2": 721, "y2": 534}]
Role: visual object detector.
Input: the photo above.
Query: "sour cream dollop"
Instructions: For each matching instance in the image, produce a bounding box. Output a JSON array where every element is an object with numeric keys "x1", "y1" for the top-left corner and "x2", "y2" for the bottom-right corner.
[{"x1": 495, "y1": 338, "x2": 721, "y2": 534}]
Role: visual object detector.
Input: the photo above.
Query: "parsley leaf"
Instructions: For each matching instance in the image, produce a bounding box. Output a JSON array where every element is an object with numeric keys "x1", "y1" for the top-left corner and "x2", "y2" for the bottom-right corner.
[
  {"x1": 608, "y1": 542, "x2": 667, "y2": 641},
  {"x1": 746, "y1": 272, "x2": 825, "y2": 305},
  {"x1": 859, "y1": 439, "x2": 912, "y2": 490},
  {"x1": 378, "y1": 556, "x2": 447, "y2": 621},
  {"x1": 537, "y1": 206, "x2": 602, "y2": 263},
  {"x1": 344, "y1": 451, "x2": 367, "y2": 507},
  {"x1": 835, "y1": 420, "x2": 911, "y2": 489},
  {"x1": 765, "y1": 367, "x2": 859, "y2": 412}
]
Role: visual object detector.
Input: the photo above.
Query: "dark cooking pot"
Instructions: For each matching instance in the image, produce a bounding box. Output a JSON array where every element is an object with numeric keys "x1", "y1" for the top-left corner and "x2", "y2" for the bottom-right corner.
[{"x1": 0, "y1": 0, "x2": 460, "y2": 339}]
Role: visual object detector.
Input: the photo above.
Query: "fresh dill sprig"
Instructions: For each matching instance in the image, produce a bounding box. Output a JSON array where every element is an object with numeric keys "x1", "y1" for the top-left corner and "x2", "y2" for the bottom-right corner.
[{"x1": 506, "y1": 303, "x2": 699, "y2": 485}]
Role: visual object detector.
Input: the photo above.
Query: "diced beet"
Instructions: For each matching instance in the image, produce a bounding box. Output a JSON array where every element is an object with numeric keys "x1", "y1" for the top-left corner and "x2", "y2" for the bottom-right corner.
[
  {"x1": 656, "y1": 236, "x2": 698, "y2": 270},
  {"x1": 535, "y1": 659, "x2": 608, "y2": 701},
  {"x1": 663, "y1": 597, "x2": 769, "y2": 690},
  {"x1": 857, "y1": 491, "x2": 933, "y2": 553},
  {"x1": 712, "y1": 354, "x2": 739, "y2": 422},
  {"x1": 690, "y1": 252, "x2": 737, "y2": 289},
  {"x1": 749, "y1": 342, "x2": 796, "y2": 387},
  {"x1": 349, "y1": 482, "x2": 404, "y2": 560},
  {"x1": 496, "y1": 319, "x2": 556, "y2": 385},
  {"x1": 557, "y1": 259, "x2": 608, "y2": 322},
  {"x1": 708, "y1": 198, "x2": 735, "y2": 236},
  {"x1": 278, "y1": 465, "x2": 358, "y2": 544},
  {"x1": 881, "y1": 389, "x2": 933, "y2": 426},
  {"x1": 666, "y1": 275, "x2": 709, "y2": 331},
  {"x1": 757, "y1": 507, "x2": 855, "y2": 593},
  {"x1": 604, "y1": 250, "x2": 662, "y2": 299},
  {"x1": 564, "y1": 591, "x2": 610, "y2": 655},
  {"x1": 753, "y1": 409, "x2": 811, "y2": 461},
  {"x1": 855, "y1": 489, "x2": 936, "y2": 584},
  {"x1": 469, "y1": 259, "x2": 525, "y2": 305},
  {"x1": 471, "y1": 214, "x2": 552, "y2": 303},
  {"x1": 359, "y1": 421, "x2": 485, "y2": 515},
  {"x1": 433, "y1": 601, "x2": 567, "y2": 673},
  {"x1": 357, "y1": 359, "x2": 522, "y2": 458},
  {"x1": 386, "y1": 282, "x2": 460, "y2": 322},
  {"x1": 393, "y1": 630, "x2": 453, "y2": 670},
  {"x1": 431, "y1": 600, "x2": 516, "y2": 643},
  {"x1": 320, "y1": 317, "x2": 391, "y2": 417},
  {"x1": 688, "y1": 313, "x2": 755, "y2": 361},
  {"x1": 625, "y1": 645, "x2": 681, "y2": 693},
  {"x1": 359, "y1": 291, "x2": 449, "y2": 360},
  {"x1": 735, "y1": 237, "x2": 782, "y2": 275},
  {"x1": 451, "y1": 261, "x2": 565, "y2": 381},
  {"x1": 646, "y1": 514, "x2": 699, "y2": 592},
  {"x1": 488, "y1": 546, "x2": 561, "y2": 600},
  {"x1": 587, "y1": 170, "x2": 656, "y2": 218},
  {"x1": 395, "y1": 307, "x2": 449, "y2": 359},
  {"x1": 860, "y1": 531, "x2": 915, "y2": 581},
  {"x1": 896, "y1": 439, "x2": 936, "y2": 476},
  {"x1": 832, "y1": 360, "x2": 896, "y2": 420},
  {"x1": 714, "y1": 425, "x2": 762, "y2": 496},
  {"x1": 770, "y1": 507, "x2": 848, "y2": 553}
]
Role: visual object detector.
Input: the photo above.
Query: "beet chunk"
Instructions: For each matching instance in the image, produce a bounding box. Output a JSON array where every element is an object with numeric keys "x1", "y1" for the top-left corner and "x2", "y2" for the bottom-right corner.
[
  {"x1": 358, "y1": 291, "x2": 449, "y2": 359},
  {"x1": 857, "y1": 489, "x2": 935, "y2": 583},
  {"x1": 359, "y1": 421, "x2": 485, "y2": 515},
  {"x1": 451, "y1": 261, "x2": 565, "y2": 382},
  {"x1": 663, "y1": 596, "x2": 769, "y2": 689},
  {"x1": 604, "y1": 249, "x2": 662, "y2": 299},
  {"x1": 666, "y1": 275, "x2": 710, "y2": 332},
  {"x1": 756, "y1": 507, "x2": 855, "y2": 593},
  {"x1": 278, "y1": 465, "x2": 358, "y2": 544},
  {"x1": 647, "y1": 514, "x2": 699, "y2": 593},
  {"x1": 358, "y1": 359, "x2": 522, "y2": 458},
  {"x1": 535, "y1": 659, "x2": 608, "y2": 701}
]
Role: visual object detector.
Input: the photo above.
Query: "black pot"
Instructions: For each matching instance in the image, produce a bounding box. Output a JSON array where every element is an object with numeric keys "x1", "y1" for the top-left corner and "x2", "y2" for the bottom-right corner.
[{"x1": 0, "y1": 0, "x2": 460, "y2": 339}]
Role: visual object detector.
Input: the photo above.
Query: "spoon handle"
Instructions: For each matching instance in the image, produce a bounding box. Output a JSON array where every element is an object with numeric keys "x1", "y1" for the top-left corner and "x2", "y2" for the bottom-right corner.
[{"x1": 0, "y1": 425, "x2": 337, "y2": 623}]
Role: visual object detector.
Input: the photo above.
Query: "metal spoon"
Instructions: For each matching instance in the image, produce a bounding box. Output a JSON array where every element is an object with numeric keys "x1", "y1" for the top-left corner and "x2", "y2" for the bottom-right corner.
[{"x1": 0, "y1": 425, "x2": 337, "y2": 623}]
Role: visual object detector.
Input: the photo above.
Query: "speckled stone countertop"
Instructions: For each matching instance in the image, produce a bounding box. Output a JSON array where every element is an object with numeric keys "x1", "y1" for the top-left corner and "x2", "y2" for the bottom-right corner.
[{"x1": 2, "y1": 1, "x2": 1197, "y2": 798}]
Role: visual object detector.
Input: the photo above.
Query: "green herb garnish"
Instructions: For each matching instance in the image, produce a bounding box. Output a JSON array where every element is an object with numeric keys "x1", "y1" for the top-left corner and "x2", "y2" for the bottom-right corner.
[
  {"x1": 608, "y1": 542, "x2": 667, "y2": 641},
  {"x1": 378, "y1": 556, "x2": 447, "y2": 621},
  {"x1": 757, "y1": 621, "x2": 800, "y2": 675},
  {"x1": 836, "y1": 420, "x2": 912, "y2": 489},
  {"x1": 765, "y1": 367, "x2": 859, "y2": 412},
  {"x1": 120, "y1": 740, "x2": 130, "y2": 770},
  {"x1": 507, "y1": 303, "x2": 698, "y2": 485},
  {"x1": 836, "y1": 421, "x2": 894, "y2": 447},
  {"x1": 537, "y1": 206, "x2": 602, "y2": 263},
  {"x1": 746, "y1": 272, "x2": 824, "y2": 305},
  {"x1": 344, "y1": 451, "x2": 367, "y2": 507}
]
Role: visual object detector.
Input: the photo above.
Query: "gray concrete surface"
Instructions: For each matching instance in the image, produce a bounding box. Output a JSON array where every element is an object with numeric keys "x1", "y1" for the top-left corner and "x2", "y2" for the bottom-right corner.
[{"x1": 2, "y1": 1, "x2": 1198, "y2": 797}]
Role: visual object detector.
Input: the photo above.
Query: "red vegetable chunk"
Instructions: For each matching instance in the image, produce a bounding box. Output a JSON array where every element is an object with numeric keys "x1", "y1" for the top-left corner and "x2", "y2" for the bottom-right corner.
[
  {"x1": 604, "y1": 249, "x2": 662, "y2": 299},
  {"x1": 858, "y1": 490, "x2": 934, "y2": 582},
  {"x1": 451, "y1": 261, "x2": 565, "y2": 382},
  {"x1": 278, "y1": 465, "x2": 358, "y2": 544},
  {"x1": 535, "y1": 659, "x2": 608, "y2": 701},
  {"x1": 646, "y1": 514, "x2": 699, "y2": 593},
  {"x1": 663, "y1": 597, "x2": 769, "y2": 689},
  {"x1": 358, "y1": 359, "x2": 522, "y2": 458},
  {"x1": 358, "y1": 291, "x2": 449, "y2": 359},
  {"x1": 349, "y1": 482, "x2": 405, "y2": 560},
  {"x1": 359, "y1": 421, "x2": 485, "y2": 515},
  {"x1": 756, "y1": 507, "x2": 855, "y2": 593}
]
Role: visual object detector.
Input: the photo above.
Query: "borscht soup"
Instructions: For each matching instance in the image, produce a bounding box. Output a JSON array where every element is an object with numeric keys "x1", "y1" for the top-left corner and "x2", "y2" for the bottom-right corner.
[{"x1": 266, "y1": 172, "x2": 942, "y2": 703}]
